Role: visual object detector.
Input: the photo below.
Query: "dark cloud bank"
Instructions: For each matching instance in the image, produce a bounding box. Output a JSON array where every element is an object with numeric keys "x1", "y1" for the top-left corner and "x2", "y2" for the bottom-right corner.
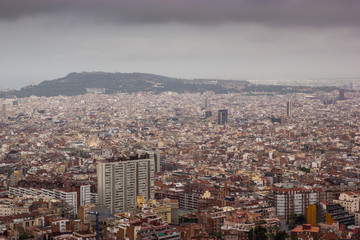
[
  {"x1": 1, "y1": 0, "x2": 360, "y2": 27},
  {"x1": 0, "y1": 0, "x2": 360, "y2": 89}
]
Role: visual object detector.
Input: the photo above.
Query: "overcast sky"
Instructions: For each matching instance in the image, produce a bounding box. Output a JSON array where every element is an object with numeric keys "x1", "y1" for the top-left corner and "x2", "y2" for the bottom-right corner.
[{"x1": 1, "y1": 0, "x2": 360, "y2": 89}]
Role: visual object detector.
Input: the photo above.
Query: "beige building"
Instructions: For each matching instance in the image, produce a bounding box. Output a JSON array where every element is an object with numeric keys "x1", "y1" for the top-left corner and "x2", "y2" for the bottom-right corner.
[
  {"x1": 334, "y1": 192, "x2": 360, "y2": 213},
  {"x1": 77, "y1": 203, "x2": 96, "y2": 225},
  {"x1": 0, "y1": 203, "x2": 30, "y2": 216},
  {"x1": 136, "y1": 196, "x2": 179, "y2": 224},
  {"x1": 354, "y1": 211, "x2": 360, "y2": 226},
  {"x1": 1, "y1": 212, "x2": 44, "y2": 231}
]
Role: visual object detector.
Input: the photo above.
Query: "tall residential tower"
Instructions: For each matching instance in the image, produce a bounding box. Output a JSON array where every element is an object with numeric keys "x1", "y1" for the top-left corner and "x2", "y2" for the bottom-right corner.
[
  {"x1": 97, "y1": 152, "x2": 155, "y2": 214},
  {"x1": 217, "y1": 109, "x2": 228, "y2": 124},
  {"x1": 286, "y1": 101, "x2": 293, "y2": 118}
]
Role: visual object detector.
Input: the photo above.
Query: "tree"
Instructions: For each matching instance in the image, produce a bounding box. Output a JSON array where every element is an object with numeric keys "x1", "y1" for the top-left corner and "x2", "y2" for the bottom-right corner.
[
  {"x1": 295, "y1": 214, "x2": 306, "y2": 225},
  {"x1": 254, "y1": 226, "x2": 268, "y2": 240},
  {"x1": 268, "y1": 226, "x2": 288, "y2": 240},
  {"x1": 273, "y1": 230, "x2": 288, "y2": 240}
]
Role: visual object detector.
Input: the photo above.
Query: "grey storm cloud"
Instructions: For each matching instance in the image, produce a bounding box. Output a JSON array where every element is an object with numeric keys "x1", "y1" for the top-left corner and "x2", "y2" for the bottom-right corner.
[
  {"x1": 1, "y1": 0, "x2": 360, "y2": 89},
  {"x1": 1, "y1": 0, "x2": 360, "y2": 27}
]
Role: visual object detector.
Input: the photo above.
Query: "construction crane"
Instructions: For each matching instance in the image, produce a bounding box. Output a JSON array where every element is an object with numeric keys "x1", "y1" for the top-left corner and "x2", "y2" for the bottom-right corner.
[{"x1": 87, "y1": 211, "x2": 114, "y2": 240}]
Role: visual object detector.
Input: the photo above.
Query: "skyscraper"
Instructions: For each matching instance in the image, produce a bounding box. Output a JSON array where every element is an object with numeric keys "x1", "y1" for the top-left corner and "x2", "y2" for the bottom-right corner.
[
  {"x1": 97, "y1": 153, "x2": 155, "y2": 214},
  {"x1": 218, "y1": 109, "x2": 228, "y2": 124},
  {"x1": 204, "y1": 98, "x2": 210, "y2": 110},
  {"x1": 1, "y1": 104, "x2": 6, "y2": 118},
  {"x1": 136, "y1": 149, "x2": 160, "y2": 173},
  {"x1": 205, "y1": 110, "x2": 212, "y2": 119},
  {"x1": 339, "y1": 89, "x2": 345, "y2": 100},
  {"x1": 286, "y1": 101, "x2": 293, "y2": 118}
]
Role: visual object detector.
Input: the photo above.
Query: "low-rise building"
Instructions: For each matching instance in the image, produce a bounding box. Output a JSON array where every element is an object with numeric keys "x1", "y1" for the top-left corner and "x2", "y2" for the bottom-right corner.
[{"x1": 291, "y1": 224, "x2": 320, "y2": 240}]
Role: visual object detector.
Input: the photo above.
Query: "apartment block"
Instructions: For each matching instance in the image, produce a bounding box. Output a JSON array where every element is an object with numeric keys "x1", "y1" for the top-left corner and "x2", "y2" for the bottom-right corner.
[
  {"x1": 97, "y1": 152, "x2": 155, "y2": 214},
  {"x1": 274, "y1": 188, "x2": 332, "y2": 219},
  {"x1": 9, "y1": 185, "x2": 91, "y2": 215},
  {"x1": 333, "y1": 192, "x2": 360, "y2": 213}
]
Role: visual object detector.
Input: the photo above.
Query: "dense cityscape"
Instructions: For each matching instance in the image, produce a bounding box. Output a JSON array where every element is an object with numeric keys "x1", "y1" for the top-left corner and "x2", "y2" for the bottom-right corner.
[
  {"x1": 0, "y1": 86, "x2": 360, "y2": 239},
  {"x1": 2, "y1": 0, "x2": 360, "y2": 239}
]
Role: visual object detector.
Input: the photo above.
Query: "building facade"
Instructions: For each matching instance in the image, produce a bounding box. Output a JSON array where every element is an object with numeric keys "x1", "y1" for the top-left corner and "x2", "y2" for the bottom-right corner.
[
  {"x1": 136, "y1": 150, "x2": 160, "y2": 173},
  {"x1": 97, "y1": 153, "x2": 155, "y2": 214},
  {"x1": 319, "y1": 202, "x2": 355, "y2": 227},
  {"x1": 333, "y1": 192, "x2": 360, "y2": 213},
  {"x1": 218, "y1": 109, "x2": 228, "y2": 124},
  {"x1": 291, "y1": 224, "x2": 319, "y2": 240},
  {"x1": 9, "y1": 185, "x2": 91, "y2": 215},
  {"x1": 339, "y1": 89, "x2": 345, "y2": 100},
  {"x1": 286, "y1": 101, "x2": 293, "y2": 118},
  {"x1": 274, "y1": 188, "x2": 332, "y2": 220}
]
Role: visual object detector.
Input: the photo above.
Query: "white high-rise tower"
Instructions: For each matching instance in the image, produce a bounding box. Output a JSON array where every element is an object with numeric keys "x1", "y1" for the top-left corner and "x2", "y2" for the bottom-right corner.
[{"x1": 97, "y1": 153, "x2": 155, "y2": 214}]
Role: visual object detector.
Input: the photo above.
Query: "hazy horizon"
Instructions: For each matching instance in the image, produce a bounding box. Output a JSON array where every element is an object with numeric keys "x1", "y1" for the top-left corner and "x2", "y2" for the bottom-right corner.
[{"x1": 1, "y1": 0, "x2": 360, "y2": 89}]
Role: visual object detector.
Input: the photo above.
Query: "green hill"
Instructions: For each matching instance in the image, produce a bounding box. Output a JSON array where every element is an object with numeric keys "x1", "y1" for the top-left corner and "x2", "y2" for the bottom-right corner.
[
  {"x1": 0, "y1": 72, "x2": 338, "y2": 98},
  {"x1": 1, "y1": 72, "x2": 249, "y2": 98}
]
